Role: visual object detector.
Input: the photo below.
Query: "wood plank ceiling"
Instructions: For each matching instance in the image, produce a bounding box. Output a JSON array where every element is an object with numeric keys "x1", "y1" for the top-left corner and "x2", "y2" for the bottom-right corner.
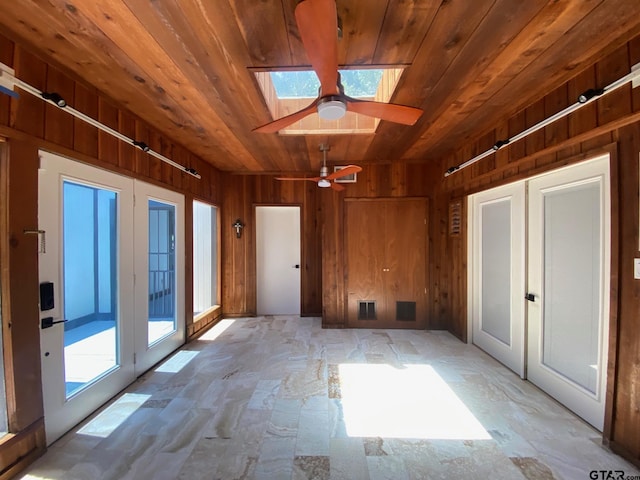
[{"x1": 1, "y1": 0, "x2": 639, "y2": 174}]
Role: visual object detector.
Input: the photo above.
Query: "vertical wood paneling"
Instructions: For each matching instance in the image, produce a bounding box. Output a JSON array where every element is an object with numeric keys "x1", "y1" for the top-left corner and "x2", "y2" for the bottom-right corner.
[
  {"x1": 610, "y1": 123, "x2": 640, "y2": 457},
  {"x1": 10, "y1": 47, "x2": 45, "y2": 138},
  {"x1": 0, "y1": 37, "x2": 14, "y2": 128},
  {"x1": 117, "y1": 110, "x2": 135, "y2": 171},
  {"x1": 5, "y1": 141, "x2": 43, "y2": 430},
  {"x1": 221, "y1": 174, "x2": 322, "y2": 317},
  {"x1": 73, "y1": 83, "x2": 99, "y2": 158},
  {"x1": 98, "y1": 98, "x2": 119, "y2": 167},
  {"x1": 43, "y1": 67, "x2": 74, "y2": 148}
]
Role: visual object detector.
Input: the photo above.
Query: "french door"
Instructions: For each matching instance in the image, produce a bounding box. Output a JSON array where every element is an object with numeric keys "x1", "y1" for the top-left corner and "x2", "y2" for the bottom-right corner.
[
  {"x1": 469, "y1": 155, "x2": 610, "y2": 430},
  {"x1": 133, "y1": 182, "x2": 185, "y2": 374},
  {"x1": 527, "y1": 157, "x2": 610, "y2": 430},
  {"x1": 38, "y1": 151, "x2": 184, "y2": 444},
  {"x1": 469, "y1": 183, "x2": 526, "y2": 377}
]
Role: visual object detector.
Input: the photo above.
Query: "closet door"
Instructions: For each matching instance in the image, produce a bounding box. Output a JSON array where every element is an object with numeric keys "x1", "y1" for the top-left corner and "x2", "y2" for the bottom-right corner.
[
  {"x1": 346, "y1": 199, "x2": 428, "y2": 328},
  {"x1": 385, "y1": 199, "x2": 428, "y2": 329},
  {"x1": 527, "y1": 156, "x2": 610, "y2": 430},
  {"x1": 469, "y1": 183, "x2": 526, "y2": 377},
  {"x1": 346, "y1": 200, "x2": 387, "y2": 327}
]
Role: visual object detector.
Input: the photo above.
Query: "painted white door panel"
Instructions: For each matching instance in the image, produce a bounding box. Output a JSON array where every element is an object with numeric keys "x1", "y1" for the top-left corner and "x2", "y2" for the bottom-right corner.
[{"x1": 256, "y1": 206, "x2": 301, "y2": 315}]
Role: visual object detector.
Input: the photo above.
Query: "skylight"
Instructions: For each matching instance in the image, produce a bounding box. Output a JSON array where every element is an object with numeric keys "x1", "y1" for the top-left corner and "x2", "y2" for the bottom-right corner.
[
  {"x1": 270, "y1": 69, "x2": 384, "y2": 99},
  {"x1": 254, "y1": 66, "x2": 405, "y2": 134}
]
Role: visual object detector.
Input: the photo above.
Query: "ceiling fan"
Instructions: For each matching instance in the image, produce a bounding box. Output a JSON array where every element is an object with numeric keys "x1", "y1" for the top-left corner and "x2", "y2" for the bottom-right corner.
[
  {"x1": 253, "y1": 0, "x2": 423, "y2": 133},
  {"x1": 276, "y1": 144, "x2": 361, "y2": 191}
]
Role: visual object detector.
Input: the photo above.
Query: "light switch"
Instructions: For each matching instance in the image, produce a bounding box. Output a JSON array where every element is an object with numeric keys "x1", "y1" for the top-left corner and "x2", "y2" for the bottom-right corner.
[{"x1": 635, "y1": 258, "x2": 640, "y2": 279}]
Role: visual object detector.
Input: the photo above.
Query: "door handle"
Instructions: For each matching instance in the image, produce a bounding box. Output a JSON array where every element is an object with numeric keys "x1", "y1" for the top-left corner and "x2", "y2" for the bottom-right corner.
[
  {"x1": 41, "y1": 317, "x2": 68, "y2": 329},
  {"x1": 525, "y1": 293, "x2": 535, "y2": 302},
  {"x1": 293, "y1": 264, "x2": 300, "y2": 269}
]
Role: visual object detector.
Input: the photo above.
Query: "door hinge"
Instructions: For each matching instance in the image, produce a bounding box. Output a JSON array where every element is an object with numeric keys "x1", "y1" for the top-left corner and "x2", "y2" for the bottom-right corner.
[{"x1": 133, "y1": 353, "x2": 137, "y2": 364}]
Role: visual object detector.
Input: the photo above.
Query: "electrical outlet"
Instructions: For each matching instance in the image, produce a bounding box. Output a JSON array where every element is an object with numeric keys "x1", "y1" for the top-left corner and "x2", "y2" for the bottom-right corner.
[{"x1": 634, "y1": 258, "x2": 640, "y2": 280}]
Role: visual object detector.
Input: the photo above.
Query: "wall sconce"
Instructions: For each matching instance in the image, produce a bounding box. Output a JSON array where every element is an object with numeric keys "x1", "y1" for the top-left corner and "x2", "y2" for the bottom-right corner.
[{"x1": 232, "y1": 219, "x2": 244, "y2": 239}]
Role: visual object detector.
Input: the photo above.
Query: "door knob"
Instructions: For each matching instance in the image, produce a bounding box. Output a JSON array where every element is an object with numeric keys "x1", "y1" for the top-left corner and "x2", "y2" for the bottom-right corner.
[{"x1": 525, "y1": 293, "x2": 535, "y2": 302}]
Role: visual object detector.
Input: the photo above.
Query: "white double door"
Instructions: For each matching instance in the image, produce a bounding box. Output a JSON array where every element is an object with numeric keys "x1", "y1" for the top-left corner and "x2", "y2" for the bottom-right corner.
[
  {"x1": 469, "y1": 155, "x2": 610, "y2": 430},
  {"x1": 38, "y1": 151, "x2": 185, "y2": 444}
]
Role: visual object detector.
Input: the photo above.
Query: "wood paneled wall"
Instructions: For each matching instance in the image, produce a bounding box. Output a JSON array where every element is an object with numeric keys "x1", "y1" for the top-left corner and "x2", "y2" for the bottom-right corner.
[
  {"x1": 0, "y1": 35, "x2": 223, "y2": 476},
  {"x1": 221, "y1": 174, "x2": 322, "y2": 317},
  {"x1": 431, "y1": 37, "x2": 640, "y2": 464}
]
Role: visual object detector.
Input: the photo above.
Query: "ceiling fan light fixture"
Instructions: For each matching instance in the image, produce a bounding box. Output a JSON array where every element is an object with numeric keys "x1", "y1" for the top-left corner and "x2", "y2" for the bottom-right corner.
[
  {"x1": 317, "y1": 96, "x2": 347, "y2": 120},
  {"x1": 318, "y1": 179, "x2": 332, "y2": 188}
]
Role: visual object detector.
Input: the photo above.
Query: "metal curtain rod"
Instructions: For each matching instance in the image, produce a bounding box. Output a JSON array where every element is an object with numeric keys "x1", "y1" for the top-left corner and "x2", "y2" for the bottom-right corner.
[
  {"x1": 0, "y1": 63, "x2": 201, "y2": 179},
  {"x1": 444, "y1": 65, "x2": 640, "y2": 177}
]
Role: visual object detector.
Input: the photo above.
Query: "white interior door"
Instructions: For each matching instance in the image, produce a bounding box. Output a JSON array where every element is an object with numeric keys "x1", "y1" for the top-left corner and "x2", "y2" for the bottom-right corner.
[
  {"x1": 38, "y1": 151, "x2": 135, "y2": 445},
  {"x1": 527, "y1": 155, "x2": 610, "y2": 430},
  {"x1": 469, "y1": 183, "x2": 526, "y2": 377},
  {"x1": 256, "y1": 206, "x2": 301, "y2": 315},
  {"x1": 133, "y1": 181, "x2": 185, "y2": 374}
]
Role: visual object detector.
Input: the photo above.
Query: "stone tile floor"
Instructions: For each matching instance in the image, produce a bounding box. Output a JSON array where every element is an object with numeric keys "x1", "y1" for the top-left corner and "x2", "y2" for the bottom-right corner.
[{"x1": 18, "y1": 316, "x2": 640, "y2": 480}]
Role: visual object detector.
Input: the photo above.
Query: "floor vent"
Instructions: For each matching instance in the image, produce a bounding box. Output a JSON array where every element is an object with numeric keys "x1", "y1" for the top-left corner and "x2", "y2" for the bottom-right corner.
[
  {"x1": 358, "y1": 301, "x2": 376, "y2": 320},
  {"x1": 396, "y1": 301, "x2": 416, "y2": 321}
]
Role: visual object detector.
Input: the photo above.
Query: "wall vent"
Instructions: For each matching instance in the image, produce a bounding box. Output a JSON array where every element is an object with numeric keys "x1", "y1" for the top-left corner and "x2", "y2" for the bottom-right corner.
[
  {"x1": 396, "y1": 301, "x2": 416, "y2": 321},
  {"x1": 449, "y1": 200, "x2": 462, "y2": 236},
  {"x1": 358, "y1": 301, "x2": 376, "y2": 320}
]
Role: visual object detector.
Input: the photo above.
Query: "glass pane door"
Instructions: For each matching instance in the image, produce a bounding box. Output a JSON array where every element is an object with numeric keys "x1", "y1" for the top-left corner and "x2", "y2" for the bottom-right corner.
[
  {"x1": 133, "y1": 181, "x2": 184, "y2": 375},
  {"x1": 63, "y1": 181, "x2": 119, "y2": 397},
  {"x1": 147, "y1": 200, "x2": 177, "y2": 345},
  {"x1": 39, "y1": 151, "x2": 135, "y2": 445}
]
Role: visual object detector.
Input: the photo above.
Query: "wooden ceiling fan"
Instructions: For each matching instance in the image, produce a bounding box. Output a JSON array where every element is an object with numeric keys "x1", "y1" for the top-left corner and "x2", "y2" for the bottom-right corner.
[
  {"x1": 276, "y1": 144, "x2": 361, "y2": 191},
  {"x1": 254, "y1": 0, "x2": 423, "y2": 133}
]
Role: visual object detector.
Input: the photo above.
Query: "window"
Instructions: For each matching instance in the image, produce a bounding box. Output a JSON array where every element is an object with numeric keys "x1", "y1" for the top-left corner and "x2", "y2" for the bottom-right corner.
[{"x1": 193, "y1": 201, "x2": 219, "y2": 317}]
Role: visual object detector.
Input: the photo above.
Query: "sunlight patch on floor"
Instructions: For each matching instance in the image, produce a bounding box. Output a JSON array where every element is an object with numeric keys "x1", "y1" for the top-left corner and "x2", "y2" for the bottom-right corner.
[
  {"x1": 339, "y1": 363, "x2": 491, "y2": 440},
  {"x1": 76, "y1": 393, "x2": 150, "y2": 438},
  {"x1": 198, "y1": 319, "x2": 235, "y2": 341},
  {"x1": 155, "y1": 350, "x2": 199, "y2": 373}
]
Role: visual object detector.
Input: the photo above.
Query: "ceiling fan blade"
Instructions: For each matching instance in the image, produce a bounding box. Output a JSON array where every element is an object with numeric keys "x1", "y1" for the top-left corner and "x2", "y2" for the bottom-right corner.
[
  {"x1": 325, "y1": 164, "x2": 362, "y2": 181},
  {"x1": 330, "y1": 182, "x2": 345, "y2": 191},
  {"x1": 344, "y1": 96, "x2": 423, "y2": 125},
  {"x1": 295, "y1": 0, "x2": 339, "y2": 96},
  {"x1": 275, "y1": 176, "x2": 321, "y2": 182},
  {"x1": 254, "y1": 99, "x2": 318, "y2": 133}
]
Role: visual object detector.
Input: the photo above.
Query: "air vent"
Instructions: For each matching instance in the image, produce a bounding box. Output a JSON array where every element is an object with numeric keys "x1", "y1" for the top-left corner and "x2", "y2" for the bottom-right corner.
[
  {"x1": 449, "y1": 200, "x2": 462, "y2": 236},
  {"x1": 396, "y1": 301, "x2": 416, "y2": 321},
  {"x1": 358, "y1": 301, "x2": 376, "y2": 320}
]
